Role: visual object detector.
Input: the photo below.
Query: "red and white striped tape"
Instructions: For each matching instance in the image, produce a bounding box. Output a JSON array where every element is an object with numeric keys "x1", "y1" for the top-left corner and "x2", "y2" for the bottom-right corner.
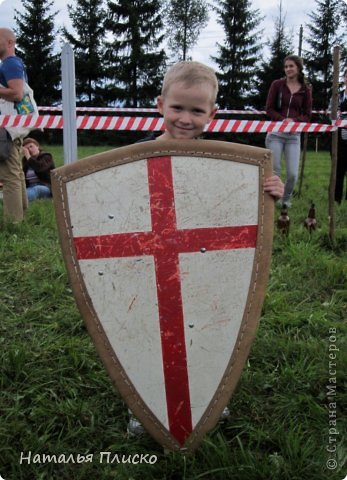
[
  {"x1": 0, "y1": 114, "x2": 346, "y2": 133},
  {"x1": 38, "y1": 106, "x2": 159, "y2": 113},
  {"x1": 38, "y1": 106, "x2": 332, "y2": 115}
]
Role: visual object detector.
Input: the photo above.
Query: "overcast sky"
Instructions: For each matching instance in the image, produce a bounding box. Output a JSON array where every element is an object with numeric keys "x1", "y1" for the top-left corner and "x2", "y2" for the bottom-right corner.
[
  {"x1": 0, "y1": 0, "x2": 334, "y2": 66},
  {"x1": 192, "y1": 0, "x2": 318, "y2": 64}
]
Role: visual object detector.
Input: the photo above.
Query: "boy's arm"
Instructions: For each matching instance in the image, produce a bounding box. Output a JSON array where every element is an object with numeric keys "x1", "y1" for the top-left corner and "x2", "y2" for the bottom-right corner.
[{"x1": 263, "y1": 175, "x2": 284, "y2": 200}]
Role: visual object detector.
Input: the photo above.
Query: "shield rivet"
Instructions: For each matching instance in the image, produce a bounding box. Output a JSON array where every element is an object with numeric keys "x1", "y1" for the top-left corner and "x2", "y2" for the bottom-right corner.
[
  {"x1": 98, "y1": 271, "x2": 104, "y2": 276},
  {"x1": 200, "y1": 247, "x2": 206, "y2": 253},
  {"x1": 108, "y1": 214, "x2": 115, "y2": 219},
  {"x1": 189, "y1": 323, "x2": 194, "y2": 328}
]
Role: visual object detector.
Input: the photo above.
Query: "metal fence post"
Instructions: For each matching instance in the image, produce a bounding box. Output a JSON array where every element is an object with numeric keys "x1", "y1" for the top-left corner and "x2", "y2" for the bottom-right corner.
[{"x1": 61, "y1": 43, "x2": 77, "y2": 164}]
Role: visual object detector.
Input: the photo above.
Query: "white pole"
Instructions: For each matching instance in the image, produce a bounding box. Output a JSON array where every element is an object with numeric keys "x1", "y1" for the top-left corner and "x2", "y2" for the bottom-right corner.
[{"x1": 61, "y1": 43, "x2": 77, "y2": 164}]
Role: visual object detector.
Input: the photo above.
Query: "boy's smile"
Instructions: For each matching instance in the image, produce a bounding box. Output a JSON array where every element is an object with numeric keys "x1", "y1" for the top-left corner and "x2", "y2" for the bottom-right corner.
[{"x1": 157, "y1": 82, "x2": 217, "y2": 140}]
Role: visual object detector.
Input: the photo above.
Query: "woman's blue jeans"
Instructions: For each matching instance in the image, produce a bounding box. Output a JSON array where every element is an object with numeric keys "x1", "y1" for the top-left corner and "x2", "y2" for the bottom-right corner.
[
  {"x1": 27, "y1": 184, "x2": 52, "y2": 202},
  {"x1": 265, "y1": 132, "x2": 301, "y2": 204}
]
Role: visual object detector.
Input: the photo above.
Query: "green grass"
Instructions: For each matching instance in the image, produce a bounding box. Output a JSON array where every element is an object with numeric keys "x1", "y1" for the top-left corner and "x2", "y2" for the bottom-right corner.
[{"x1": 0, "y1": 147, "x2": 346, "y2": 480}]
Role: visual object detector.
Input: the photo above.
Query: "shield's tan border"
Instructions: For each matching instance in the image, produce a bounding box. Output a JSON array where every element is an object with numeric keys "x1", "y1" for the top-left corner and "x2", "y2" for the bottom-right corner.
[{"x1": 51, "y1": 139, "x2": 274, "y2": 453}]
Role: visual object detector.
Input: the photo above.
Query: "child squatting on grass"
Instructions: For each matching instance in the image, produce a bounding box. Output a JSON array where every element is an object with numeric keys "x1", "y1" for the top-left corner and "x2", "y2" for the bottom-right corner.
[{"x1": 127, "y1": 61, "x2": 285, "y2": 436}]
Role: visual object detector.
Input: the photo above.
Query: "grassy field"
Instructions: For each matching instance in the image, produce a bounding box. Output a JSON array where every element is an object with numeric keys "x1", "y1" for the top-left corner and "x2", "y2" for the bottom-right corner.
[{"x1": 0, "y1": 146, "x2": 346, "y2": 480}]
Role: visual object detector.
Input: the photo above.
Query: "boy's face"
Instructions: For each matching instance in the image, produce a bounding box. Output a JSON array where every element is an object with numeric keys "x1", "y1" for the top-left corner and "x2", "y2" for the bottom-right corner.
[{"x1": 157, "y1": 82, "x2": 217, "y2": 140}]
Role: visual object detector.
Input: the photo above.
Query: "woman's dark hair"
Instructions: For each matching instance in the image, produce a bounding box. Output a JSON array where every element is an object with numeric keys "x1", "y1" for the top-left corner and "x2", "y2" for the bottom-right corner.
[{"x1": 284, "y1": 55, "x2": 306, "y2": 85}]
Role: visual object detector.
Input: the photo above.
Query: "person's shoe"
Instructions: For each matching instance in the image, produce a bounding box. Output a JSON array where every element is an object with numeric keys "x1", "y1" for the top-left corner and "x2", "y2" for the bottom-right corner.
[
  {"x1": 219, "y1": 406, "x2": 231, "y2": 421},
  {"x1": 127, "y1": 412, "x2": 145, "y2": 436}
]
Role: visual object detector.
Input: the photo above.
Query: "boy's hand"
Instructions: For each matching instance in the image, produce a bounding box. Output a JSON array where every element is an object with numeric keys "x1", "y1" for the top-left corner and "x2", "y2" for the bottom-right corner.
[{"x1": 263, "y1": 175, "x2": 284, "y2": 200}]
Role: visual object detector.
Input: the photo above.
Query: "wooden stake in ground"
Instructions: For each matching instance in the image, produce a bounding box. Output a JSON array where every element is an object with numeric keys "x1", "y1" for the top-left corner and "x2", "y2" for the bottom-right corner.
[{"x1": 329, "y1": 46, "x2": 340, "y2": 245}]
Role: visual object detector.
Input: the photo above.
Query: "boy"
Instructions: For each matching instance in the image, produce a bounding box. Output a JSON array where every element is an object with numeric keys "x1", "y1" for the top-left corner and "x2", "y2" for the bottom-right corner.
[
  {"x1": 156, "y1": 60, "x2": 218, "y2": 142},
  {"x1": 128, "y1": 61, "x2": 284, "y2": 435},
  {"x1": 141, "y1": 61, "x2": 283, "y2": 198}
]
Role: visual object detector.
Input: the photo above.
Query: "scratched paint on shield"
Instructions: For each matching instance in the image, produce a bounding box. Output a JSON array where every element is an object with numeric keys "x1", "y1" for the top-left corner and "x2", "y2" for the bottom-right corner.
[
  {"x1": 67, "y1": 161, "x2": 169, "y2": 425},
  {"x1": 173, "y1": 156, "x2": 258, "y2": 228},
  {"x1": 180, "y1": 248, "x2": 255, "y2": 426},
  {"x1": 67, "y1": 160, "x2": 151, "y2": 237},
  {"x1": 67, "y1": 155, "x2": 259, "y2": 441}
]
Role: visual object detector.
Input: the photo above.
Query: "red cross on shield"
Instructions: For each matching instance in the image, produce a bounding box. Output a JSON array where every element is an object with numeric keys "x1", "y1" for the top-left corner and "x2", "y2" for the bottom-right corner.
[{"x1": 52, "y1": 140, "x2": 274, "y2": 453}]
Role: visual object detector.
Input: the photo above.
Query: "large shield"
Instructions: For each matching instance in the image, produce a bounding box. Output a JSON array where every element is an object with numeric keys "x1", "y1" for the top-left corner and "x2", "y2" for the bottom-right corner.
[{"x1": 51, "y1": 139, "x2": 274, "y2": 453}]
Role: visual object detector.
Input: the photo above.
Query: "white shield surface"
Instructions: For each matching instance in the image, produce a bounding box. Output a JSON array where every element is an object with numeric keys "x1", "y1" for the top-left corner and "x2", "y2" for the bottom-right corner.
[{"x1": 51, "y1": 140, "x2": 274, "y2": 452}]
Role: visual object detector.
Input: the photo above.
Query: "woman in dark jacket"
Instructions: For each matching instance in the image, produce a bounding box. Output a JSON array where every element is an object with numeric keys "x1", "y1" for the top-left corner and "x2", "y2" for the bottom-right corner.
[
  {"x1": 22, "y1": 137, "x2": 55, "y2": 202},
  {"x1": 265, "y1": 55, "x2": 312, "y2": 207}
]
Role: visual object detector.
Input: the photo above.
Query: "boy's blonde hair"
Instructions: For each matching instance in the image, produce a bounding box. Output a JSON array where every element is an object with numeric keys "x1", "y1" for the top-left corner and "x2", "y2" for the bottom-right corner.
[{"x1": 161, "y1": 61, "x2": 218, "y2": 104}]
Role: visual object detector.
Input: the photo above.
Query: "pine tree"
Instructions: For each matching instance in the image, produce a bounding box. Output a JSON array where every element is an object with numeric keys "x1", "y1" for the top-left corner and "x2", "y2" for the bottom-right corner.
[
  {"x1": 164, "y1": 0, "x2": 209, "y2": 61},
  {"x1": 304, "y1": 0, "x2": 345, "y2": 109},
  {"x1": 63, "y1": 0, "x2": 107, "y2": 106},
  {"x1": 255, "y1": 1, "x2": 293, "y2": 109},
  {"x1": 104, "y1": 0, "x2": 166, "y2": 107},
  {"x1": 14, "y1": 0, "x2": 60, "y2": 106},
  {"x1": 212, "y1": 0, "x2": 263, "y2": 109},
  {"x1": 339, "y1": 2, "x2": 347, "y2": 68}
]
